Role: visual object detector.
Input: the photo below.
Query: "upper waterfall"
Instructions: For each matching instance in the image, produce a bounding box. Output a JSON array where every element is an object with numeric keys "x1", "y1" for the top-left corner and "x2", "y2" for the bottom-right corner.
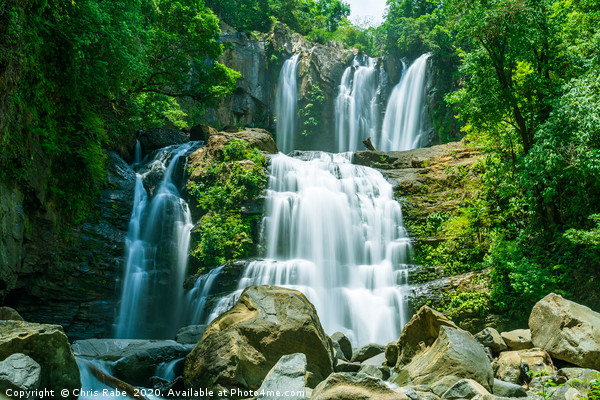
[
  {"x1": 379, "y1": 53, "x2": 431, "y2": 151},
  {"x1": 275, "y1": 54, "x2": 301, "y2": 154}
]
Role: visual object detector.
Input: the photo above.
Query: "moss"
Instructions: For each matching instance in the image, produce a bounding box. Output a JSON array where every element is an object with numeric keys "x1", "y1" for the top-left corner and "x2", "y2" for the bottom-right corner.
[{"x1": 187, "y1": 139, "x2": 268, "y2": 272}]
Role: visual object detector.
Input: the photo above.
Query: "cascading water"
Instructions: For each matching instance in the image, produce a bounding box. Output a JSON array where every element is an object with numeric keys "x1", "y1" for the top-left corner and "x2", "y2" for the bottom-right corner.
[
  {"x1": 335, "y1": 56, "x2": 382, "y2": 152},
  {"x1": 275, "y1": 54, "x2": 301, "y2": 154},
  {"x1": 379, "y1": 53, "x2": 431, "y2": 151},
  {"x1": 115, "y1": 142, "x2": 198, "y2": 339},
  {"x1": 194, "y1": 152, "x2": 412, "y2": 346}
]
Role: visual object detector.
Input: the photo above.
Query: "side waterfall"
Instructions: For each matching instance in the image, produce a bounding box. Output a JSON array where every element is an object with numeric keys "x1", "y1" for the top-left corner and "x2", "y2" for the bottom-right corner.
[
  {"x1": 194, "y1": 152, "x2": 412, "y2": 346},
  {"x1": 115, "y1": 142, "x2": 198, "y2": 339},
  {"x1": 334, "y1": 56, "x2": 382, "y2": 152},
  {"x1": 379, "y1": 53, "x2": 431, "y2": 151},
  {"x1": 275, "y1": 54, "x2": 301, "y2": 154}
]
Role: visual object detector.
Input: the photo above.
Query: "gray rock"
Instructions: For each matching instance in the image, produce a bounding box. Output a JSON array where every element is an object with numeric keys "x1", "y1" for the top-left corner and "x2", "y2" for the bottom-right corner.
[
  {"x1": 362, "y1": 353, "x2": 387, "y2": 366},
  {"x1": 529, "y1": 293, "x2": 600, "y2": 369},
  {"x1": 311, "y1": 372, "x2": 406, "y2": 400},
  {"x1": 334, "y1": 360, "x2": 361, "y2": 373},
  {"x1": 475, "y1": 327, "x2": 507, "y2": 354},
  {"x1": 496, "y1": 348, "x2": 551, "y2": 384},
  {"x1": 351, "y1": 343, "x2": 386, "y2": 363},
  {"x1": 393, "y1": 326, "x2": 494, "y2": 392},
  {"x1": 493, "y1": 379, "x2": 527, "y2": 397},
  {"x1": 431, "y1": 376, "x2": 462, "y2": 397},
  {"x1": 501, "y1": 329, "x2": 533, "y2": 351},
  {"x1": 0, "y1": 354, "x2": 41, "y2": 395},
  {"x1": 72, "y1": 339, "x2": 192, "y2": 361},
  {"x1": 441, "y1": 379, "x2": 490, "y2": 400},
  {"x1": 0, "y1": 307, "x2": 24, "y2": 321},
  {"x1": 331, "y1": 332, "x2": 352, "y2": 361},
  {"x1": 386, "y1": 341, "x2": 400, "y2": 366},
  {"x1": 358, "y1": 364, "x2": 390, "y2": 380},
  {"x1": 257, "y1": 353, "x2": 307, "y2": 400},
  {"x1": 557, "y1": 367, "x2": 600, "y2": 381},
  {"x1": 175, "y1": 325, "x2": 207, "y2": 345}
]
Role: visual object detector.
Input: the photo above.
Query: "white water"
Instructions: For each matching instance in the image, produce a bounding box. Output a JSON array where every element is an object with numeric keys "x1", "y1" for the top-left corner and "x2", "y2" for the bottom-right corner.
[
  {"x1": 335, "y1": 56, "x2": 383, "y2": 152},
  {"x1": 115, "y1": 142, "x2": 197, "y2": 339},
  {"x1": 202, "y1": 152, "x2": 411, "y2": 346},
  {"x1": 275, "y1": 54, "x2": 301, "y2": 154},
  {"x1": 379, "y1": 53, "x2": 430, "y2": 151}
]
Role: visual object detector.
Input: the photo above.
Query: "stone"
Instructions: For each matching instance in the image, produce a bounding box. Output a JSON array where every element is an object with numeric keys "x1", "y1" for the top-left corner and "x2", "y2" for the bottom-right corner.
[
  {"x1": 331, "y1": 332, "x2": 352, "y2": 361},
  {"x1": 362, "y1": 353, "x2": 387, "y2": 366},
  {"x1": 351, "y1": 343, "x2": 386, "y2": 363},
  {"x1": 187, "y1": 124, "x2": 217, "y2": 143},
  {"x1": 493, "y1": 378, "x2": 527, "y2": 397},
  {"x1": 183, "y1": 285, "x2": 334, "y2": 393},
  {"x1": 0, "y1": 354, "x2": 41, "y2": 395},
  {"x1": 358, "y1": 364, "x2": 390, "y2": 380},
  {"x1": 496, "y1": 348, "x2": 552, "y2": 384},
  {"x1": 393, "y1": 326, "x2": 494, "y2": 392},
  {"x1": 0, "y1": 321, "x2": 80, "y2": 399},
  {"x1": 334, "y1": 360, "x2": 361, "y2": 373},
  {"x1": 431, "y1": 376, "x2": 462, "y2": 397},
  {"x1": 72, "y1": 339, "x2": 192, "y2": 361},
  {"x1": 529, "y1": 293, "x2": 600, "y2": 369},
  {"x1": 175, "y1": 325, "x2": 207, "y2": 345},
  {"x1": 395, "y1": 305, "x2": 458, "y2": 367},
  {"x1": 0, "y1": 307, "x2": 24, "y2": 321},
  {"x1": 557, "y1": 367, "x2": 600, "y2": 381},
  {"x1": 475, "y1": 327, "x2": 507, "y2": 354},
  {"x1": 441, "y1": 379, "x2": 491, "y2": 400},
  {"x1": 501, "y1": 329, "x2": 533, "y2": 351},
  {"x1": 257, "y1": 353, "x2": 307, "y2": 400},
  {"x1": 386, "y1": 341, "x2": 400, "y2": 366},
  {"x1": 311, "y1": 372, "x2": 407, "y2": 400},
  {"x1": 138, "y1": 127, "x2": 189, "y2": 153}
]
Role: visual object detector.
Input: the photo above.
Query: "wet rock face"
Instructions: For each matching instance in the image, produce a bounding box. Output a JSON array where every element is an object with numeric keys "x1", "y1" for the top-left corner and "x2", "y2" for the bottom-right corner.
[
  {"x1": 3, "y1": 151, "x2": 135, "y2": 339},
  {"x1": 183, "y1": 285, "x2": 334, "y2": 394}
]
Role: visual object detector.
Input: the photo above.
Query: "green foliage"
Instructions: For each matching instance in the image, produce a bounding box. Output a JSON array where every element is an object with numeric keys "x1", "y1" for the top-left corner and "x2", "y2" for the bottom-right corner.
[
  {"x1": 589, "y1": 378, "x2": 600, "y2": 400},
  {"x1": 298, "y1": 84, "x2": 325, "y2": 137},
  {"x1": 187, "y1": 139, "x2": 268, "y2": 270},
  {"x1": 0, "y1": 0, "x2": 238, "y2": 228},
  {"x1": 441, "y1": 289, "x2": 491, "y2": 320}
]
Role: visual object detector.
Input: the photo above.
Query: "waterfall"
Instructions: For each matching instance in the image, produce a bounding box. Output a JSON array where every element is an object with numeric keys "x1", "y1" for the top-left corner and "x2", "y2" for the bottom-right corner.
[
  {"x1": 275, "y1": 54, "x2": 301, "y2": 154},
  {"x1": 379, "y1": 53, "x2": 430, "y2": 151},
  {"x1": 196, "y1": 152, "x2": 412, "y2": 346},
  {"x1": 115, "y1": 142, "x2": 198, "y2": 339},
  {"x1": 335, "y1": 56, "x2": 382, "y2": 152}
]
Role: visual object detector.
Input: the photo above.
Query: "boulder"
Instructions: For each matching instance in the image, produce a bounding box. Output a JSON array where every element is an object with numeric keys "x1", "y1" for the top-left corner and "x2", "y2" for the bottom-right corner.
[
  {"x1": 175, "y1": 325, "x2": 207, "y2": 345},
  {"x1": 501, "y1": 329, "x2": 533, "y2": 351},
  {"x1": 351, "y1": 343, "x2": 385, "y2": 363},
  {"x1": 395, "y1": 306, "x2": 458, "y2": 367},
  {"x1": 183, "y1": 285, "x2": 334, "y2": 393},
  {"x1": 475, "y1": 327, "x2": 507, "y2": 354},
  {"x1": 334, "y1": 360, "x2": 361, "y2": 373},
  {"x1": 0, "y1": 321, "x2": 79, "y2": 399},
  {"x1": 331, "y1": 332, "x2": 352, "y2": 361},
  {"x1": 493, "y1": 378, "x2": 527, "y2": 397},
  {"x1": 431, "y1": 375, "x2": 462, "y2": 397},
  {"x1": 311, "y1": 373, "x2": 406, "y2": 400},
  {"x1": 186, "y1": 124, "x2": 218, "y2": 143},
  {"x1": 0, "y1": 353, "x2": 41, "y2": 395},
  {"x1": 393, "y1": 326, "x2": 494, "y2": 392},
  {"x1": 361, "y1": 353, "x2": 387, "y2": 367},
  {"x1": 72, "y1": 339, "x2": 191, "y2": 360},
  {"x1": 496, "y1": 348, "x2": 552, "y2": 384},
  {"x1": 557, "y1": 367, "x2": 600, "y2": 381},
  {"x1": 0, "y1": 307, "x2": 24, "y2": 321},
  {"x1": 386, "y1": 341, "x2": 400, "y2": 366},
  {"x1": 256, "y1": 353, "x2": 307, "y2": 400},
  {"x1": 441, "y1": 378, "x2": 491, "y2": 400},
  {"x1": 529, "y1": 293, "x2": 600, "y2": 369},
  {"x1": 138, "y1": 127, "x2": 189, "y2": 153},
  {"x1": 358, "y1": 364, "x2": 390, "y2": 380}
]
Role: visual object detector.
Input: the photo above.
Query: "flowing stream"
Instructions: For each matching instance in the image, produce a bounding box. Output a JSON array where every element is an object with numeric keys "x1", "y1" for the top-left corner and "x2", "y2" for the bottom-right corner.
[
  {"x1": 275, "y1": 54, "x2": 301, "y2": 154},
  {"x1": 115, "y1": 142, "x2": 198, "y2": 339},
  {"x1": 379, "y1": 53, "x2": 431, "y2": 151},
  {"x1": 191, "y1": 151, "x2": 412, "y2": 346}
]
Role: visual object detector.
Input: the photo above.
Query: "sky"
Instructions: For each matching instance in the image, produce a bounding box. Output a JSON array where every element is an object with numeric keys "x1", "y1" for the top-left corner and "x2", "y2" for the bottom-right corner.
[{"x1": 346, "y1": 0, "x2": 388, "y2": 27}]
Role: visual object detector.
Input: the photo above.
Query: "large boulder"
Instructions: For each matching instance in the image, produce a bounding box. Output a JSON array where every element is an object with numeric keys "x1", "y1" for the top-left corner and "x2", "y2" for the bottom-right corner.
[
  {"x1": 331, "y1": 332, "x2": 352, "y2": 361},
  {"x1": 256, "y1": 353, "x2": 307, "y2": 400},
  {"x1": 183, "y1": 285, "x2": 334, "y2": 394},
  {"x1": 351, "y1": 343, "x2": 385, "y2": 363},
  {"x1": 475, "y1": 327, "x2": 507, "y2": 354},
  {"x1": 493, "y1": 378, "x2": 527, "y2": 397},
  {"x1": 0, "y1": 321, "x2": 80, "y2": 399},
  {"x1": 311, "y1": 373, "x2": 406, "y2": 400},
  {"x1": 395, "y1": 305, "x2": 458, "y2": 367},
  {"x1": 393, "y1": 326, "x2": 494, "y2": 391},
  {"x1": 0, "y1": 353, "x2": 41, "y2": 395},
  {"x1": 496, "y1": 348, "x2": 552, "y2": 384},
  {"x1": 441, "y1": 378, "x2": 491, "y2": 400},
  {"x1": 138, "y1": 127, "x2": 189, "y2": 153},
  {"x1": 529, "y1": 293, "x2": 600, "y2": 369}
]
